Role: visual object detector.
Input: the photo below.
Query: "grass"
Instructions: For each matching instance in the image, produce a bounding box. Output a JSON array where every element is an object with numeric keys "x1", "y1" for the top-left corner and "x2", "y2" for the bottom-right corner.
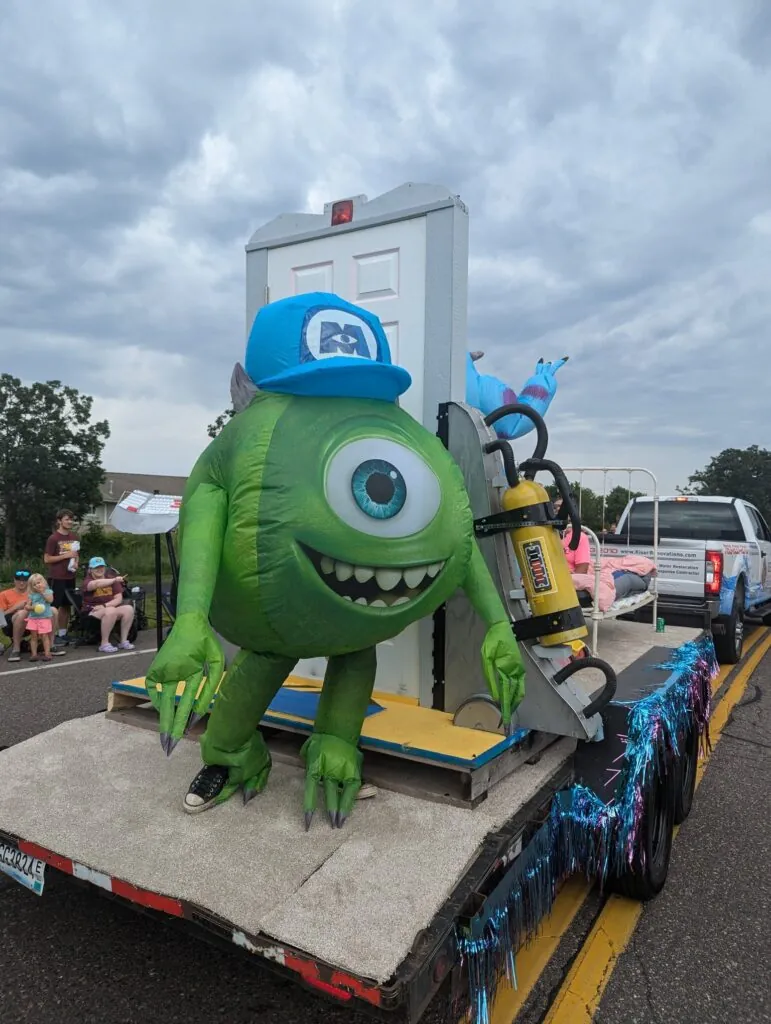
[
  {"x1": 1, "y1": 533, "x2": 175, "y2": 590},
  {"x1": 1, "y1": 529, "x2": 176, "y2": 639}
]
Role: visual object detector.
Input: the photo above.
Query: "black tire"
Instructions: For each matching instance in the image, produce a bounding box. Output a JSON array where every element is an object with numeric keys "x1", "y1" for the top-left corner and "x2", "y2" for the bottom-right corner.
[
  {"x1": 609, "y1": 759, "x2": 675, "y2": 901},
  {"x1": 672, "y1": 719, "x2": 699, "y2": 824},
  {"x1": 713, "y1": 582, "x2": 745, "y2": 664}
]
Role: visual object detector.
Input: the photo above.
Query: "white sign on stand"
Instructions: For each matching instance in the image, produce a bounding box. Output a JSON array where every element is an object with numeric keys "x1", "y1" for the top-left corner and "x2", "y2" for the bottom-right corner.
[
  {"x1": 244, "y1": 183, "x2": 470, "y2": 706},
  {"x1": 110, "y1": 490, "x2": 182, "y2": 536}
]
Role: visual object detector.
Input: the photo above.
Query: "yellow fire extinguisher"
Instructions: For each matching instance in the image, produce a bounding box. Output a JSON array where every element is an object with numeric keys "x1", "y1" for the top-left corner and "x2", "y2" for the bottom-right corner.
[{"x1": 476, "y1": 403, "x2": 589, "y2": 648}]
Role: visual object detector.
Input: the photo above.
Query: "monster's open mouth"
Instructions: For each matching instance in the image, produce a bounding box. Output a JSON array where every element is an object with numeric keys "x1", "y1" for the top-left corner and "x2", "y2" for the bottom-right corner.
[{"x1": 301, "y1": 545, "x2": 445, "y2": 609}]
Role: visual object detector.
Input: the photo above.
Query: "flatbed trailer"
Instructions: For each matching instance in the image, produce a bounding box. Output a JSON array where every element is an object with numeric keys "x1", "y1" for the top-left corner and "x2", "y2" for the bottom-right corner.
[
  {"x1": 0, "y1": 185, "x2": 719, "y2": 1023},
  {"x1": 0, "y1": 616, "x2": 715, "y2": 1024}
]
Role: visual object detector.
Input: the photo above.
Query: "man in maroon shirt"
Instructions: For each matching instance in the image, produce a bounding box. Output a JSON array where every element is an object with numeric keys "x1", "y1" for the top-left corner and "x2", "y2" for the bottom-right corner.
[{"x1": 43, "y1": 509, "x2": 80, "y2": 644}]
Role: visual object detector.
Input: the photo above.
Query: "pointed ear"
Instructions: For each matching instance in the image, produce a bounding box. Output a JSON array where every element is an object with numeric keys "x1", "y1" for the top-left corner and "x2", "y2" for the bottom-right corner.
[{"x1": 230, "y1": 362, "x2": 259, "y2": 413}]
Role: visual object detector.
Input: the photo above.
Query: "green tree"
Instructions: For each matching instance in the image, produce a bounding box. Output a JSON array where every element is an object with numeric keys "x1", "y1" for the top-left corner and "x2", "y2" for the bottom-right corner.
[
  {"x1": 0, "y1": 375, "x2": 110, "y2": 559},
  {"x1": 207, "y1": 407, "x2": 234, "y2": 439},
  {"x1": 679, "y1": 445, "x2": 771, "y2": 520},
  {"x1": 544, "y1": 482, "x2": 645, "y2": 533}
]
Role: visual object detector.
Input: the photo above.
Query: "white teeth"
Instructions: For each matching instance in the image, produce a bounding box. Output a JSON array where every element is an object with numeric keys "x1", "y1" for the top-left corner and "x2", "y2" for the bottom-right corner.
[
  {"x1": 375, "y1": 568, "x2": 402, "y2": 591},
  {"x1": 403, "y1": 566, "x2": 428, "y2": 589},
  {"x1": 318, "y1": 554, "x2": 443, "y2": 601},
  {"x1": 344, "y1": 595, "x2": 353, "y2": 602}
]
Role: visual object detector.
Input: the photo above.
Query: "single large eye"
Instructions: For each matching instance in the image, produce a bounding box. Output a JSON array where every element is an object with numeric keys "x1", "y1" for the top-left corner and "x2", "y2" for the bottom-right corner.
[
  {"x1": 325, "y1": 438, "x2": 441, "y2": 538},
  {"x1": 351, "y1": 459, "x2": 407, "y2": 520}
]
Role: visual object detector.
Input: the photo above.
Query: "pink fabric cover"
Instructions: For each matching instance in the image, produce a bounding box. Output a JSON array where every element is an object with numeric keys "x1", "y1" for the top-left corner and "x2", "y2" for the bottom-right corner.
[{"x1": 571, "y1": 554, "x2": 656, "y2": 612}]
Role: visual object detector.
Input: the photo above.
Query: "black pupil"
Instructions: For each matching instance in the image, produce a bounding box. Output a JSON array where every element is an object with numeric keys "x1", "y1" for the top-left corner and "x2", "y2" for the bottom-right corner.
[{"x1": 366, "y1": 472, "x2": 394, "y2": 505}]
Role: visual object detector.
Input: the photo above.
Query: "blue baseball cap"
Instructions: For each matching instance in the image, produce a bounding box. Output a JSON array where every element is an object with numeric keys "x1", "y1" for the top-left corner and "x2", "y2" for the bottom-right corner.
[
  {"x1": 88, "y1": 557, "x2": 106, "y2": 569},
  {"x1": 244, "y1": 292, "x2": 411, "y2": 402}
]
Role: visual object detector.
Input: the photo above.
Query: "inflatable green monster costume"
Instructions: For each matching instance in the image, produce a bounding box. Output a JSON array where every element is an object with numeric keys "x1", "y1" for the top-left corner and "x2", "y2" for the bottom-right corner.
[{"x1": 145, "y1": 293, "x2": 526, "y2": 829}]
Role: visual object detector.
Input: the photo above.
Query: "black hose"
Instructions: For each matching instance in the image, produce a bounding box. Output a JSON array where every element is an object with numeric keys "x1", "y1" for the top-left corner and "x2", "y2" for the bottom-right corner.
[
  {"x1": 484, "y1": 403, "x2": 548, "y2": 462},
  {"x1": 484, "y1": 440, "x2": 519, "y2": 487},
  {"x1": 552, "y1": 657, "x2": 617, "y2": 718},
  {"x1": 519, "y1": 457, "x2": 583, "y2": 549}
]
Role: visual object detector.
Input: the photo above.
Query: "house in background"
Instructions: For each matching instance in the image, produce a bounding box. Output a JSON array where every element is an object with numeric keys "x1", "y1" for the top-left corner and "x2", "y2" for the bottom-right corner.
[{"x1": 87, "y1": 473, "x2": 188, "y2": 529}]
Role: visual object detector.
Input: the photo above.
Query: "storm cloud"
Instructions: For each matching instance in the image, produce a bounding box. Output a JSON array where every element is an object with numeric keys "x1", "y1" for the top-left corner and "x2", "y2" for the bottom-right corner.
[{"x1": 2, "y1": 0, "x2": 770, "y2": 492}]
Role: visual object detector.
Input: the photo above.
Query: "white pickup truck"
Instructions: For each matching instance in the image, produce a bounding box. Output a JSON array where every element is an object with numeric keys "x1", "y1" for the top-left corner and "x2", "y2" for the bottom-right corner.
[{"x1": 601, "y1": 495, "x2": 771, "y2": 663}]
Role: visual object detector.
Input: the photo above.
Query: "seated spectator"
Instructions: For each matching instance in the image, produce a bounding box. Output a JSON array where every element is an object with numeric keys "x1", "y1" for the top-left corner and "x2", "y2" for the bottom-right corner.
[
  {"x1": 0, "y1": 569, "x2": 66, "y2": 662},
  {"x1": 552, "y1": 495, "x2": 591, "y2": 574},
  {"x1": 82, "y1": 557, "x2": 135, "y2": 654}
]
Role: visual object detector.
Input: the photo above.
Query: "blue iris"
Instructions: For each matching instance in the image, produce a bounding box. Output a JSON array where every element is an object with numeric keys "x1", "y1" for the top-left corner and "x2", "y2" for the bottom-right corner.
[{"x1": 351, "y1": 459, "x2": 406, "y2": 520}]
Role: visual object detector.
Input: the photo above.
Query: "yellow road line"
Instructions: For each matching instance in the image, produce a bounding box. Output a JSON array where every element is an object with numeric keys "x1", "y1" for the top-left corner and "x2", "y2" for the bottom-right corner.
[
  {"x1": 542, "y1": 628, "x2": 771, "y2": 1024},
  {"x1": 490, "y1": 878, "x2": 591, "y2": 1024},
  {"x1": 488, "y1": 628, "x2": 768, "y2": 1023}
]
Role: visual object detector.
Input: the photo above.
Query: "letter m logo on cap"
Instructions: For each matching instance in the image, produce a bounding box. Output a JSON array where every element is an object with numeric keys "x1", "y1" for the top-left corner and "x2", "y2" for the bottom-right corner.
[{"x1": 302, "y1": 308, "x2": 379, "y2": 364}]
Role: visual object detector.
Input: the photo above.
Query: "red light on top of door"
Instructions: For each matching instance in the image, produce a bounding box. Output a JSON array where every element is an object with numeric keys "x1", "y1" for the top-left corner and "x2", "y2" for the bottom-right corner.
[{"x1": 331, "y1": 200, "x2": 354, "y2": 226}]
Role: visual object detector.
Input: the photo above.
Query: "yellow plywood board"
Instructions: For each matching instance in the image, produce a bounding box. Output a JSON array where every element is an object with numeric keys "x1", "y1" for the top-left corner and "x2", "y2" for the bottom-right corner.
[{"x1": 115, "y1": 675, "x2": 506, "y2": 764}]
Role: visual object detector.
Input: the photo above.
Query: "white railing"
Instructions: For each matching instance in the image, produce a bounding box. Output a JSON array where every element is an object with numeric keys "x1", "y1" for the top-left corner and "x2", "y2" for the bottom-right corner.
[{"x1": 560, "y1": 468, "x2": 659, "y2": 655}]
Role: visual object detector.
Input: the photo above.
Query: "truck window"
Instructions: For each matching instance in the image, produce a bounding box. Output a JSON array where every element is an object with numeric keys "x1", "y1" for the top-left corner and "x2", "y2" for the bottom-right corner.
[
  {"x1": 758, "y1": 512, "x2": 771, "y2": 542},
  {"x1": 622, "y1": 501, "x2": 746, "y2": 543},
  {"x1": 746, "y1": 506, "x2": 771, "y2": 542}
]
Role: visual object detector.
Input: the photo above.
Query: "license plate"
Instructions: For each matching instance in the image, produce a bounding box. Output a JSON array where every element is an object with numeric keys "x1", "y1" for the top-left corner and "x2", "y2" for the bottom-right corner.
[{"x1": 0, "y1": 841, "x2": 46, "y2": 895}]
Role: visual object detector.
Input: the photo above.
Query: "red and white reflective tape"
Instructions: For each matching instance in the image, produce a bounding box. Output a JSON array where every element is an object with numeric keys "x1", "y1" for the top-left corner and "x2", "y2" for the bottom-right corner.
[
  {"x1": 17, "y1": 840, "x2": 184, "y2": 917},
  {"x1": 17, "y1": 838, "x2": 382, "y2": 1008}
]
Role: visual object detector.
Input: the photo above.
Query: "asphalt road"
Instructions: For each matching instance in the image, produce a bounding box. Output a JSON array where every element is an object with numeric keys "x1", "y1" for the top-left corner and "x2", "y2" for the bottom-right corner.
[
  {"x1": 1, "y1": 636, "x2": 769, "y2": 1024},
  {"x1": 595, "y1": 647, "x2": 771, "y2": 1024}
]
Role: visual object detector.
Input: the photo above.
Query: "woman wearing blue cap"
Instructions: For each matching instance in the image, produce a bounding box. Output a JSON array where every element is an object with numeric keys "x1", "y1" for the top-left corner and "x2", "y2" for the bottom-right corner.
[{"x1": 82, "y1": 557, "x2": 135, "y2": 653}]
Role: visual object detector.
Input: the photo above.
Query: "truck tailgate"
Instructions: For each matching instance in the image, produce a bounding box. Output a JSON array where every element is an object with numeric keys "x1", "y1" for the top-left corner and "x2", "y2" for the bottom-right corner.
[{"x1": 601, "y1": 541, "x2": 706, "y2": 599}]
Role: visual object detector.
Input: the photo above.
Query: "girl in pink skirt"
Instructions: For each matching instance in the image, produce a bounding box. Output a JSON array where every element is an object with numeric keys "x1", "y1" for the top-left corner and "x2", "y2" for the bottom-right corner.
[{"x1": 25, "y1": 573, "x2": 55, "y2": 662}]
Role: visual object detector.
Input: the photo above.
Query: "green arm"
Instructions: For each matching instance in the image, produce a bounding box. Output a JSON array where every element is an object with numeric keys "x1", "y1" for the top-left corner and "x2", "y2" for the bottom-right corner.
[
  {"x1": 175, "y1": 481, "x2": 228, "y2": 617},
  {"x1": 145, "y1": 457, "x2": 230, "y2": 751},
  {"x1": 463, "y1": 538, "x2": 510, "y2": 627},
  {"x1": 462, "y1": 538, "x2": 526, "y2": 728}
]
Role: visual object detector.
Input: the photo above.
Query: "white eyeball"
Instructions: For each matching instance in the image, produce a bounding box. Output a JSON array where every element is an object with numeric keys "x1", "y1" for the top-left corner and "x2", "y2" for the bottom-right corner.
[{"x1": 325, "y1": 438, "x2": 441, "y2": 539}]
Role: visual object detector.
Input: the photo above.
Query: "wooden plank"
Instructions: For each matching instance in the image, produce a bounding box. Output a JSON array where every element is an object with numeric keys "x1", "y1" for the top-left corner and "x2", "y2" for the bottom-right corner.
[
  {"x1": 106, "y1": 690, "x2": 149, "y2": 713},
  {"x1": 103, "y1": 703, "x2": 526, "y2": 809}
]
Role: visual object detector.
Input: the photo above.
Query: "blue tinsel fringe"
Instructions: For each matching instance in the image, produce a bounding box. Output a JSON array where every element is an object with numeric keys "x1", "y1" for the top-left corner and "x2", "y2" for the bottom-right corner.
[{"x1": 456, "y1": 633, "x2": 718, "y2": 1024}]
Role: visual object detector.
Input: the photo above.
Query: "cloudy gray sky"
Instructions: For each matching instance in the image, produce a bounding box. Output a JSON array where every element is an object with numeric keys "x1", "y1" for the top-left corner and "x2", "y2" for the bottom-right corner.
[{"x1": 2, "y1": 0, "x2": 769, "y2": 496}]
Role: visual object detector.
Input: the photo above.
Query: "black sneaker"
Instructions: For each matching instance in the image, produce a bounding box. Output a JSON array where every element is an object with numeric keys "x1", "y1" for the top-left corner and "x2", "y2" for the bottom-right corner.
[
  {"x1": 7, "y1": 649, "x2": 21, "y2": 663},
  {"x1": 183, "y1": 764, "x2": 230, "y2": 814}
]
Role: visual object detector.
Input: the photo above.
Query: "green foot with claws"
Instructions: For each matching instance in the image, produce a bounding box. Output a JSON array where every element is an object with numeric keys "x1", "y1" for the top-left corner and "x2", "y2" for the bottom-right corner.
[{"x1": 301, "y1": 733, "x2": 363, "y2": 830}]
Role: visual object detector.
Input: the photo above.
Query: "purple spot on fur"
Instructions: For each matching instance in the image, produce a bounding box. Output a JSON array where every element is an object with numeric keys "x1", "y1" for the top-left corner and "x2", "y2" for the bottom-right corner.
[
  {"x1": 502, "y1": 387, "x2": 518, "y2": 404},
  {"x1": 521, "y1": 385, "x2": 549, "y2": 401}
]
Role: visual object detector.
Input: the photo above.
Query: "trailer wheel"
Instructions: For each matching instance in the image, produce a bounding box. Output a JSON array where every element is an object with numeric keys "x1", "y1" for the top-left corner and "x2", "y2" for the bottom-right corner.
[
  {"x1": 672, "y1": 718, "x2": 699, "y2": 825},
  {"x1": 610, "y1": 760, "x2": 675, "y2": 901},
  {"x1": 713, "y1": 582, "x2": 745, "y2": 664}
]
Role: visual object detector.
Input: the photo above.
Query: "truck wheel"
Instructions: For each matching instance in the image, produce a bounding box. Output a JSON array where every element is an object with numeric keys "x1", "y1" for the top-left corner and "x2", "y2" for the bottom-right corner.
[
  {"x1": 672, "y1": 718, "x2": 699, "y2": 824},
  {"x1": 713, "y1": 582, "x2": 745, "y2": 664},
  {"x1": 610, "y1": 760, "x2": 675, "y2": 901}
]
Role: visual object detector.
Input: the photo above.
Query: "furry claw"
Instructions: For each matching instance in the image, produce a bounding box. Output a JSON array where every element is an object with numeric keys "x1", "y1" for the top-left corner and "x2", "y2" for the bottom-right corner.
[
  {"x1": 336, "y1": 812, "x2": 347, "y2": 829},
  {"x1": 166, "y1": 736, "x2": 181, "y2": 757},
  {"x1": 185, "y1": 713, "x2": 204, "y2": 735},
  {"x1": 328, "y1": 811, "x2": 337, "y2": 829},
  {"x1": 160, "y1": 732, "x2": 171, "y2": 755},
  {"x1": 304, "y1": 811, "x2": 314, "y2": 832},
  {"x1": 243, "y1": 788, "x2": 258, "y2": 805}
]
